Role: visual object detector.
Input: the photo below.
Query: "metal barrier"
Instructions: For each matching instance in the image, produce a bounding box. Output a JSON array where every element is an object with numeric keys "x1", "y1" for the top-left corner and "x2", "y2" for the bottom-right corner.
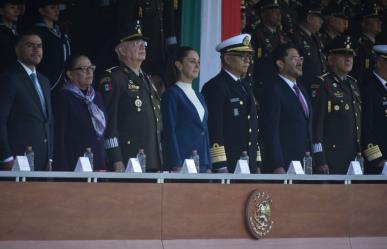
[{"x1": 0, "y1": 171, "x2": 386, "y2": 184}]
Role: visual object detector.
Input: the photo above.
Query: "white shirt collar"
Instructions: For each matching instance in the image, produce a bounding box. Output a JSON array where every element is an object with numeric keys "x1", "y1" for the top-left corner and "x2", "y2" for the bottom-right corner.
[
  {"x1": 224, "y1": 69, "x2": 239, "y2": 82},
  {"x1": 278, "y1": 74, "x2": 297, "y2": 89},
  {"x1": 299, "y1": 25, "x2": 312, "y2": 37},
  {"x1": 373, "y1": 71, "x2": 387, "y2": 90},
  {"x1": 18, "y1": 60, "x2": 36, "y2": 76}
]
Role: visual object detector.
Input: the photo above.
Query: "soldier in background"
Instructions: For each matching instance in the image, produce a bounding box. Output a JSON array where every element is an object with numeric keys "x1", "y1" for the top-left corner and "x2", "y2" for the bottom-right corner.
[
  {"x1": 115, "y1": 0, "x2": 177, "y2": 84},
  {"x1": 319, "y1": 2, "x2": 348, "y2": 49},
  {"x1": 32, "y1": 0, "x2": 71, "y2": 93},
  {"x1": 312, "y1": 35, "x2": 362, "y2": 174},
  {"x1": 202, "y1": 34, "x2": 261, "y2": 174},
  {"x1": 0, "y1": 0, "x2": 20, "y2": 73},
  {"x1": 361, "y1": 45, "x2": 387, "y2": 174},
  {"x1": 251, "y1": 0, "x2": 289, "y2": 101},
  {"x1": 352, "y1": 3, "x2": 382, "y2": 84},
  {"x1": 291, "y1": 3, "x2": 326, "y2": 95},
  {"x1": 99, "y1": 21, "x2": 163, "y2": 172}
]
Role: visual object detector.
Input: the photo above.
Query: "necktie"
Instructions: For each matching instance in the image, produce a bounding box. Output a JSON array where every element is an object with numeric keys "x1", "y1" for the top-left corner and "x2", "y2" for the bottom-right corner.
[
  {"x1": 293, "y1": 84, "x2": 309, "y2": 117},
  {"x1": 30, "y1": 73, "x2": 47, "y2": 117}
]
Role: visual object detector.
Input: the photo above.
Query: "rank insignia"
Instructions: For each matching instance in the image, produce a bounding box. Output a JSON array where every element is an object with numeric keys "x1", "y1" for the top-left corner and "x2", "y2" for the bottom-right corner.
[
  {"x1": 128, "y1": 83, "x2": 139, "y2": 90},
  {"x1": 334, "y1": 91, "x2": 344, "y2": 98}
]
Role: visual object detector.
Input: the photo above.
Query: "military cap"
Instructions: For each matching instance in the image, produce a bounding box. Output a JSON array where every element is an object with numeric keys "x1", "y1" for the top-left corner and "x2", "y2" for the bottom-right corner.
[
  {"x1": 0, "y1": 0, "x2": 20, "y2": 7},
  {"x1": 36, "y1": 0, "x2": 62, "y2": 8},
  {"x1": 216, "y1": 34, "x2": 254, "y2": 54},
  {"x1": 117, "y1": 20, "x2": 149, "y2": 45},
  {"x1": 373, "y1": 45, "x2": 387, "y2": 59},
  {"x1": 255, "y1": 0, "x2": 280, "y2": 12},
  {"x1": 322, "y1": 2, "x2": 348, "y2": 19},
  {"x1": 325, "y1": 35, "x2": 355, "y2": 55},
  {"x1": 361, "y1": 3, "x2": 381, "y2": 19},
  {"x1": 298, "y1": 3, "x2": 324, "y2": 21}
]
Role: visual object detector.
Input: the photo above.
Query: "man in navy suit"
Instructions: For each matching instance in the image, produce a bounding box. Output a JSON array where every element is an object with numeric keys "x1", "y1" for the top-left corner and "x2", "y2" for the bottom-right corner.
[
  {"x1": 261, "y1": 43, "x2": 313, "y2": 173},
  {"x1": 0, "y1": 30, "x2": 53, "y2": 171}
]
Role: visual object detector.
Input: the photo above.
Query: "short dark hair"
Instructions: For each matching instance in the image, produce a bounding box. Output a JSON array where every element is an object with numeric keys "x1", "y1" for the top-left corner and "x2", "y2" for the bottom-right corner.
[
  {"x1": 15, "y1": 30, "x2": 42, "y2": 47},
  {"x1": 272, "y1": 43, "x2": 298, "y2": 70}
]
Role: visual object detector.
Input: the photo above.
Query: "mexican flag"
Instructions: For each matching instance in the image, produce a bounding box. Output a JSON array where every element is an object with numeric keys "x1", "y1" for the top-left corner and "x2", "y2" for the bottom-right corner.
[{"x1": 180, "y1": 0, "x2": 241, "y2": 90}]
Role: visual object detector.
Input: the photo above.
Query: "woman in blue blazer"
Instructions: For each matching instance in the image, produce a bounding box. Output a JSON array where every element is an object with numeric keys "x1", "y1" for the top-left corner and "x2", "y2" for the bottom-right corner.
[{"x1": 162, "y1": 47, "x2": 212, "y2": 172}]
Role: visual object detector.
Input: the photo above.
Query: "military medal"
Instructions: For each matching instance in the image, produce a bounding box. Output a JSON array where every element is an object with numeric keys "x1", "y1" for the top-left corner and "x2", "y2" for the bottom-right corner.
[
  {"x1": 345, "y1": 104, "x2": 350, "y2": 110},
  {"x1": 135, "y1": 97, "x2": 142, "y2": 112},
  {"x1": 334, "y1": 105, "x2": 340, "y2": 111},
  {"x1": 333, "y1": 83, "x2": 337, "y2": 88}
]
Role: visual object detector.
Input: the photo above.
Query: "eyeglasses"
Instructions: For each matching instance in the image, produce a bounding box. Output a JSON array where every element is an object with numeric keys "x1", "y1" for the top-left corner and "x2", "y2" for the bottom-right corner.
[
  {"x1": 71, "y1": 65, "x2": 96, "y2": 73},
  {"x1": 132, "y1": 40, "x2": 148, "y2": 47},
  {"x1": 227, "y1": 53, "x2": 253, "y2": 61}
]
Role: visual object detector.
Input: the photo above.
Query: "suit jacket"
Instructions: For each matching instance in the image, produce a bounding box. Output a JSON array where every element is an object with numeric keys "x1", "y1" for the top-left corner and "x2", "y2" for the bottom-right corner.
[
  {"x1": 53, "y1": 88, "x2": 107, "y2": 171},
  {"x1": 161, "y1": 84, "x2": 211, "y2": 172},
  {"x1": 361, "y1": 72, "x2": 387, "y2": 174},
  {"x1": 0, "y1": 62, "x2": 53, "y2": 170},
  {"x1": 202, "y1": 70, "x2": 261, "y2": 173},
  {"x1": 261, "y1": 75, "x2": 313, "y2": 172}
]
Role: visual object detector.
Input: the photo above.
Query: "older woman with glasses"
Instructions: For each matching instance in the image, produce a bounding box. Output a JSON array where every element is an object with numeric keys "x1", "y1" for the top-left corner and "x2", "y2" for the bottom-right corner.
[{"x1": 53, "y1": 54, "x2": 107, "y2": 171}]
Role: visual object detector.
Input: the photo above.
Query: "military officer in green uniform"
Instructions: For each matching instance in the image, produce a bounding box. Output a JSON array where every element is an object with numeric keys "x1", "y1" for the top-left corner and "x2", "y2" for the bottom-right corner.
[
  {"x1": 202, "y1": 34, "x2": 262, "y2": 174},
  {"x1": 311, "y1": 35, "x2": 362, "y2": 174},
  {"x1": 99, "y1": 21, "x2": 163, "y2": 172},
  {"x1": 291, "y1": 4, "x2": 326, "y2": 95},
  {"x1": 251, "y1": 0, "x2": 289, "y2": 100},
  {"x1": 352, "y1": 3, "x2": 382, "y2": 84},
  {"x1": 319, "y1": 2, "x2": 348, "y2": 49}
]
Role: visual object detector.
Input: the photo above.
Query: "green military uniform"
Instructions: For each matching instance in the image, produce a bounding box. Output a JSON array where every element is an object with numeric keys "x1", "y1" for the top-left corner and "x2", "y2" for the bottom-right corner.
[
  {"x1": 312, "y1": 72, "x2": 362, "y2": 174},
  {"x1": 311, "y1": 35, "x2": 362, "y2": 174},
  {"x1": 291, "y1": 5, "x2": 326, "y2": 95},
  {"x1": 100, "y1": 65, "x2": 163, "y2": 171},
  {"x1": 251, "y1": 0, "x2": 290, "y2": 100},
  {"x1": 352, "y1": 4, "x2": 381, "y2": 84}
]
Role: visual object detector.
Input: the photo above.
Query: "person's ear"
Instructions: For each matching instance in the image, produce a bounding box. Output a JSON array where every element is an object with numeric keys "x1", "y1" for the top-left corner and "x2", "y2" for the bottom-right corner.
[
  {"x1": 175, "y1": 61, "x2": 183, "y2": 71},
  {"x1": 276, "y1": 59, "x2": 284, "y2": 69},
  {"x1": 65, "y1": 70, "x2": 72, "y2": 81}
]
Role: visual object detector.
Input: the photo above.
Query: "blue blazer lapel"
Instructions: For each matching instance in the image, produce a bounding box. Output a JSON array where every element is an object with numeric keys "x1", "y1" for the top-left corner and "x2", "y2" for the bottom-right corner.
[{"x1": 175, "y1": 85, "x2": 204, "y2": 126}]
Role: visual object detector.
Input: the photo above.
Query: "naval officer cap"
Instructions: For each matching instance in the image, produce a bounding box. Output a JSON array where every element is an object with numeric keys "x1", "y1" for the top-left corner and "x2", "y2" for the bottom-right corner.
[
  {"x1": 373, "y1": 45, "x2": 387, "y2": 59},
  {"x1": 216, "y1": 34, "x2": 254, "y2": 54},
  {"x1": 325, "y1": 35, "x2": 355, "y2": 56},
  {"x1": 117, "y1": 20, "x2": 149, "y2": 46}
]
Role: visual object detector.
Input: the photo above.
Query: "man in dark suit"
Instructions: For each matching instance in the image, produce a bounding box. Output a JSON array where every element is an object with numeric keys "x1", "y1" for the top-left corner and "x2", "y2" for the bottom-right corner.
[
  {"x1": 361, "y1": 45, "x2": 387, "y2": 174},
  {"x1": 0, "y1": 30, "x2": 53, "y2": 171},
  {"x1": 202, "y1": 34, "x2": 261, "y2": 174},
  {"x1": 261, "y1": 43, "x2": 313, "y2": 173}
]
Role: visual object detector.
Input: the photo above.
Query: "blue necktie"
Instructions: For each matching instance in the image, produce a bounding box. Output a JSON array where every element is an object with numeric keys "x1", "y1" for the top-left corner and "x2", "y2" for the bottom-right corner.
[{"x1": 30, "y1": 73, "x2": 47, "y2": 117}]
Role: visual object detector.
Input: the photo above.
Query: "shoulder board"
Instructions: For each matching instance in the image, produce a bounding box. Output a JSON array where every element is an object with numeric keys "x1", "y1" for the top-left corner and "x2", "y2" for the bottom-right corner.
[
  {"x1": 317, "y1": 72, "x2": 330, "y2": 81},
  {"x1": 346, "y1": 75, "x2": 357, "y2": 82},
  {"x1": 104, "y1": 66, "x2": 119, "y2": 74}
]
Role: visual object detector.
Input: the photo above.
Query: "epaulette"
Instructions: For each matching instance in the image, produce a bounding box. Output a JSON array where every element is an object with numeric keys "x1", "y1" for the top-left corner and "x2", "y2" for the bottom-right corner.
[
  {"x1": 346, "y1": 75, "x2": 357, "y2": 82},
  {"x1": 317, "y1": 72, "x2": 330, "y2": 81},
  {"x1": 104, "y1": 66, "x2": 119, "y2": 74}
]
